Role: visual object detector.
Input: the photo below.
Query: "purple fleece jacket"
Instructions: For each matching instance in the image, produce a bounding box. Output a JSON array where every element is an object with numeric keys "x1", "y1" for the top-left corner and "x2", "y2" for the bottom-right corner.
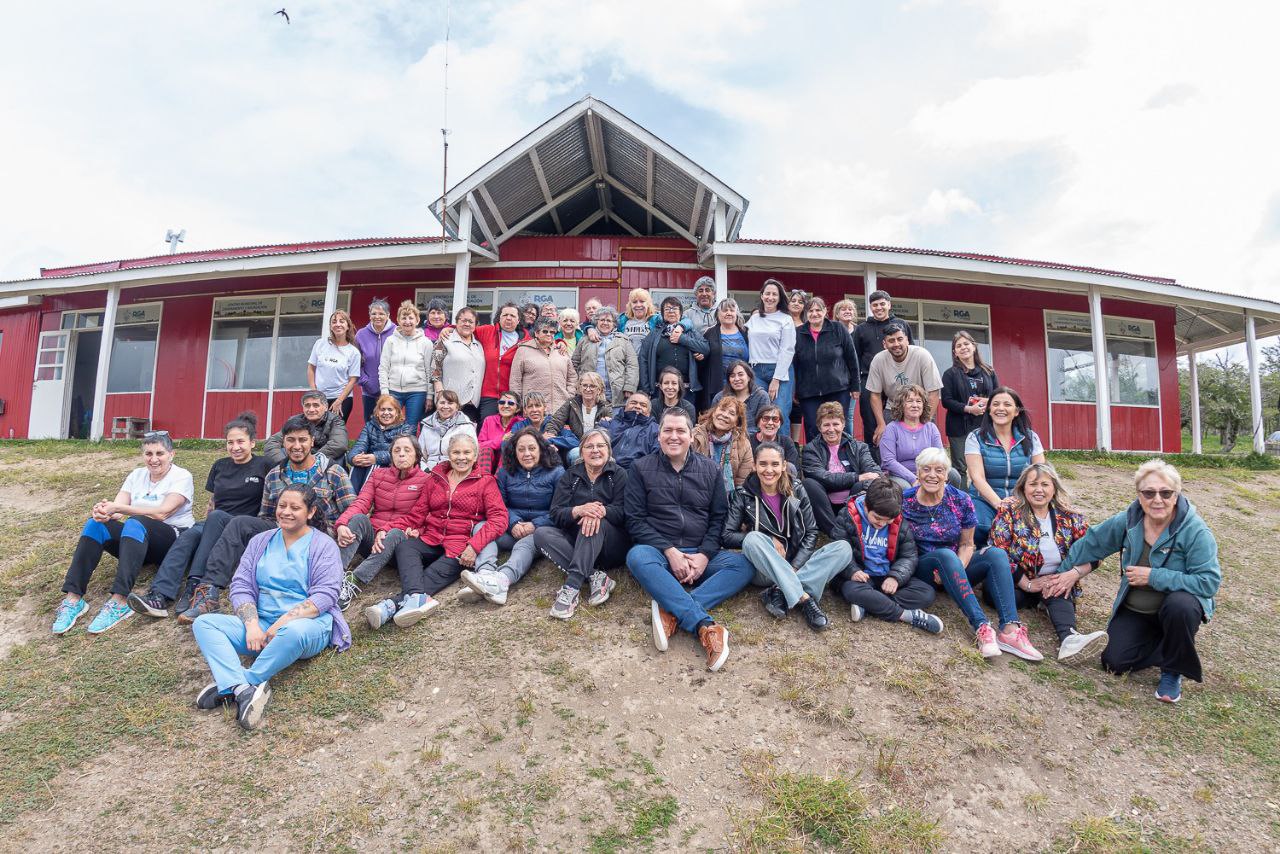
[{"x1": 228, "y1": 528, "x2": 352, "y2": 651}]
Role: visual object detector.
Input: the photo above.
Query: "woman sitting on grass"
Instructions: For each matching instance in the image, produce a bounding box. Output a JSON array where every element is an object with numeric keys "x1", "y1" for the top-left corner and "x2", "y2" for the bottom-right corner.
[
  {"x1": 191, "y1": 483, "x2": 351, "y2": 731},
  {"x1": 458, "y1": 427, "x2": 564, "y2": 607},
  {"x1": 333, "y1": 435, "x2": 430, "y2": 610},
  {"x1": 901, "y1": 447, "x2": 1043, "y2": 661},
  {"x1": 1063, "y1": 459, "x2": 1221, "y2": 703},
  {"x1": 53, "y1": 430, "x2": 195, "y2": 635},
  {"x1": 989, "y1": 463, "x2": 1109, "y2": 665}
]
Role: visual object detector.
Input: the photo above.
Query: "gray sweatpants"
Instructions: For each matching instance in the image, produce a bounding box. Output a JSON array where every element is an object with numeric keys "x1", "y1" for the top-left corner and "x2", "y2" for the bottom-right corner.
[
  {"x1": 475, "y1": 531, "x2": 539, "y2": 585},
  {"x1": 339, "y1": 513, "x2": 408, "y2": 584}
]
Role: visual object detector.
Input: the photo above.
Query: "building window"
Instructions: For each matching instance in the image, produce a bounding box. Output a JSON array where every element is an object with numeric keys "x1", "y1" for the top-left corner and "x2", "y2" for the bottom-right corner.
[
  {"x1": 876, "y1": 299, "x2": 993, "y2": 372},
  {"x1": 417, "y1": 288, "x2": 494, "y2": 321},
  {"x1": 1045, "y1": 312, "x2": 1159, "y2": 406},
  {"x1": 207, "y1": 292, "x2": 349, "y2": 392}
]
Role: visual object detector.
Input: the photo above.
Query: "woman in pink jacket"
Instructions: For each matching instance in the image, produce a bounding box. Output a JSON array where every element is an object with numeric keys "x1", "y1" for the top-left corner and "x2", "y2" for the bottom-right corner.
[{"x1": 333, "y1": 436, "x2": 429, "y2": 609}]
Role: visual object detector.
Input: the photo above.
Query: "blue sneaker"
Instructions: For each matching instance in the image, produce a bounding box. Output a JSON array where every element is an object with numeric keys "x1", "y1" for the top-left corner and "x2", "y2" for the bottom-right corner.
[
  {"x1": 1156, "y1": 670, "x2": 1183, "y2": 704},
  {"x1": 51, "y1": 598, "x2": 88, "y2": 634},
  {"x1": 392, "y1": 593, "x2": 439, "y2": 627},
  {"x1": 364, "y1": 599, "x2": 396, "y2": 630},
  {"x1": 87, "y1": 600, "x2": 134, "y2": 635}
]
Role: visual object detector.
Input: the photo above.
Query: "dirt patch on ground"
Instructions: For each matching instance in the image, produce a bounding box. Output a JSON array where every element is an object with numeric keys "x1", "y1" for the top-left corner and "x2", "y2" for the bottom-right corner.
[{"x1": 4, "y1": 460, "x2": 1279, "y2": 852}]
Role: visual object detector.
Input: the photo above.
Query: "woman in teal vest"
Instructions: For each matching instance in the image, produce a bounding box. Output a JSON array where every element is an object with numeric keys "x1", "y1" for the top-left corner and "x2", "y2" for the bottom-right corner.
[
  {"x1": 964, "y1": 387, "x2": 1046, "y2": 544},
  {"x1": 1060, "y1": 460, "x2": 1220, "y2": 704}
]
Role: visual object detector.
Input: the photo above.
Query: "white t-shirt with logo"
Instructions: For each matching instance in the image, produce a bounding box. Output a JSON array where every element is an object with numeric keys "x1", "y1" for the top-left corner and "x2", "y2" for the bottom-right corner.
[
  {"x1": 308, "y1": 339, "x2": 362, "y2": 399},
  {"x1": 120, "y1": 465, "x2": 196, "y2": 529}
]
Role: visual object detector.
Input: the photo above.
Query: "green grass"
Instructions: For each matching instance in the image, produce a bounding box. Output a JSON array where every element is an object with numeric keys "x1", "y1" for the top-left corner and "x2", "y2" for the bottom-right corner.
[
  {"x1": 1048, "y1": 816, "x2": 1209, "y2": 853},
  {"x1": 735, "y1": 756, "x2": 941, "y2": 852},
  {"x1": 588, "y1": 795, "x2": 679, "y2": 853},
  {"x1": 1048, "y1": 449, "x2": 1279, "y2": 471}
]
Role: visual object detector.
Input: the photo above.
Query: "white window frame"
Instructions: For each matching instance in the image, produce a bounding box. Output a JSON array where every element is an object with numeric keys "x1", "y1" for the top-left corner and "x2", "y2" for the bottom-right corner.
[
  {"x1": 872, "y1": 298, "x2": 995, "y2": 371},
  {"x1": 104, "y1": 302, "x2": 164, "y2": 408}
]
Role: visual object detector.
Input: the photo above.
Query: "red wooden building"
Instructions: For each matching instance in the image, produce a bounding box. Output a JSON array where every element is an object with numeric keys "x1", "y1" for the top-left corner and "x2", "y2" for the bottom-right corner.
[{"x1": 2, "y1": 97, "x2": 1277, "y2": 450}]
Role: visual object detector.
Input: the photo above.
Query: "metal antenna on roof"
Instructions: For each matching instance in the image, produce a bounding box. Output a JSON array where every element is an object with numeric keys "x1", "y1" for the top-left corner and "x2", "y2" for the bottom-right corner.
[
  {"x1": 165, "y1": 229, "x2": 186, "y2": 254},
  {"x1": 440, "y1": 0, "x2": 451, "y2": 241}
]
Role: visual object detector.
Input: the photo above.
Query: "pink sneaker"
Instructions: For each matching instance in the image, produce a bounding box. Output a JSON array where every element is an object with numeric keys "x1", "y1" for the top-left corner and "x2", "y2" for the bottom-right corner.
[
  {"x1": 975, "y1": 623, "x2": 1001, "y2": 658},
  {"x1": 997, "y1": 623, "x2": 1044, "y2": 662}
]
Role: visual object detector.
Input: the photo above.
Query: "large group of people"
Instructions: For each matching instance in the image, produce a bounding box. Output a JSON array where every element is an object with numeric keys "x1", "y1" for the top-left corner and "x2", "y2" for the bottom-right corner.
[{"x1": 49, "y1": 282, "x2": 1222, "y2": 731}]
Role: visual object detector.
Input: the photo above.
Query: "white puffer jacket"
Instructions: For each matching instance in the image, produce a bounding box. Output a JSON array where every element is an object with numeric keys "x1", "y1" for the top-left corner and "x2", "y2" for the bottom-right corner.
[{"x1": 379, "y1": 328, "x2": 432, "y2": 393}]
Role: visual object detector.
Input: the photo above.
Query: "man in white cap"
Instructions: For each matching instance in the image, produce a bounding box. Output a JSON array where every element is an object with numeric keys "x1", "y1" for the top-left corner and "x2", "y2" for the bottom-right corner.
[{"x1": 685, "y1": 276, "x2": 718, "y2": 332}]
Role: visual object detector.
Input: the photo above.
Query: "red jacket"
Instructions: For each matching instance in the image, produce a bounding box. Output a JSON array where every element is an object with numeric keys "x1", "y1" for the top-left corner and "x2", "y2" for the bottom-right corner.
[
  {"x1": 335, "y1": 465, "x2": 430, "y2": 533},
  {"x1": 404, "y1": 461, "x2": 508, "y2": 557},
  {"x1": 474, "y1": 324, "x2": 528, "y2": 400}
]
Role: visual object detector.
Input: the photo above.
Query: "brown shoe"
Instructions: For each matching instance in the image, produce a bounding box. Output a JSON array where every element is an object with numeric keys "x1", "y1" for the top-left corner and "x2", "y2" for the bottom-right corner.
[
  {"x1": 177, "y1": 584, "x2": 221, "y2": 625},
  {"x1": 650, "y1": 600, "x2": 677, "y2": 652},
  {"x1": 698, "y1": 623, "x2": 730, "y2": 672}
]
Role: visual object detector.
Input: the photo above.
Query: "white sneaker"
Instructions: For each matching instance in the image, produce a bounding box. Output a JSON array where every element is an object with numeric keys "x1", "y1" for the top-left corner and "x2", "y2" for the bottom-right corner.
[
  {"x1": 460, "y1": 569, "x2": 508, "y2": 605},
  {"x1": 586, "y1": 571, "x2": 616, "y2": 606},
  {"x1": 849, "y1": 603, "x2": 866, "y2": 622},
  {"x1": 1057, "y1": 629, "x2": 1109, "y2": 665},
  {"x1": 650, "y1": 600, "x2": 673, "y2": 652},
  {"x1": 393, "y1": 593, "x2": 440, "y2": 627}
]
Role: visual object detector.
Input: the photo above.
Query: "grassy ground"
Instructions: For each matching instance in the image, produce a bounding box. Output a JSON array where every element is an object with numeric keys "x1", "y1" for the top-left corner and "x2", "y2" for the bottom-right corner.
[{"x1": 0, "y1": 441, "x2": 1277, "y2": 851}]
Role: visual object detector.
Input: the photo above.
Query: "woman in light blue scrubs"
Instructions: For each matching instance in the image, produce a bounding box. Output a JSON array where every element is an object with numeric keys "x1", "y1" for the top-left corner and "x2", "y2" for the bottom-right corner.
[{"x1": 191, "y1": 484, "x2": 352, "y2": 731}]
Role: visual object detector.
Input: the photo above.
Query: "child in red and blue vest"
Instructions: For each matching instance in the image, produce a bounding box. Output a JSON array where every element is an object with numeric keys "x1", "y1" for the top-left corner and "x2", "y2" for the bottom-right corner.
[{"x1": 834, "y1": 477, "x2": 946, "y2": 634}]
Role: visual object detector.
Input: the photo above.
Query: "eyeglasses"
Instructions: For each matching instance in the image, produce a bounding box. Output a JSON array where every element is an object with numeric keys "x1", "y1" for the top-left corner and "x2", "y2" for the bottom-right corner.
[
  {"x1": 1138, "y1": 488, "x2": 1176, "y2": 500},
  {"x1": 498, "y1": 400, "x2": 518, "y2": 407},
  {"x1": 758, "y1": 415, "x2": 781, "y2": 422}
]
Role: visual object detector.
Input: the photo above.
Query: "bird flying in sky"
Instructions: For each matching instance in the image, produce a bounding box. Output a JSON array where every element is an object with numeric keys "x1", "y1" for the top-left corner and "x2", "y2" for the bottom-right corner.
[{"x1": 275, "y1": 8, "x2": 290, "y2": 24}]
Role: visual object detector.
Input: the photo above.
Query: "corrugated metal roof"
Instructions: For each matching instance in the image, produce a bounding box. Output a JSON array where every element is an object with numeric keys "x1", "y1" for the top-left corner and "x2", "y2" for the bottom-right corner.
[
  {"x1": 36, "y1": 237, "x2": 448, "y2": 280},
  {"x1": 729, "y1": 238, "x2": 1177, "y2": 285}
]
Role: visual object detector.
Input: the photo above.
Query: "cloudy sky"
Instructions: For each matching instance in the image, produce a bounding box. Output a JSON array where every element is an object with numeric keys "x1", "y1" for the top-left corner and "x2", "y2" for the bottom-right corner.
[{"x1": 2, "y1": 1, "x2": 1278, "y2": 310}]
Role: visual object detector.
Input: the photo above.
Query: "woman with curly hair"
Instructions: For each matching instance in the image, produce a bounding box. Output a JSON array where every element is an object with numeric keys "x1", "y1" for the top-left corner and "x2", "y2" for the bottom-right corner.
[
  {"x1": 691, "y1": 395, "x2": 754, "y2": 495},
  {"x1": 879, "y1": 384, "x2": 951, "y2": 490}
]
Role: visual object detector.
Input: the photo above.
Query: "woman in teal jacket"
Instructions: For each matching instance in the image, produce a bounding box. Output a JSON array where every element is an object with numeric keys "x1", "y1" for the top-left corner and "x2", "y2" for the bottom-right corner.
[{"x1": 1061, "y1": 460, "x2": 1220, "y2": 704}]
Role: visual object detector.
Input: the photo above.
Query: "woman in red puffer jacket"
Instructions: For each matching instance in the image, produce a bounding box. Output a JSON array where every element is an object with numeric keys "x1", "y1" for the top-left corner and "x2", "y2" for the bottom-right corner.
[
  {"x1": 333, "y1": 437, "x2": 430, "y2": 607},
  {"x1": 365, "y1": 432, "x2": 508, "y2": 629}
]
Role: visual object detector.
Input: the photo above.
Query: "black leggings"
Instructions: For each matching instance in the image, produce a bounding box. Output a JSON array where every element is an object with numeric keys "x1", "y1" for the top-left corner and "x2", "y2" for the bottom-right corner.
[
  {"x1": 393, "y1": 539, "x2": 464, "y2": 599},
  {"x1": 62, "y1": 516, "x2": 178, "y2": 598},
  {"x1": 326, "y1": 396, "x2": 354, "y2": 423},
  {"x1": 534, "y1": 520, "x2": 630, "y2": 590},
  {"x1": 1101, "y1": 591, "x2": 1205, "y2": 682}
]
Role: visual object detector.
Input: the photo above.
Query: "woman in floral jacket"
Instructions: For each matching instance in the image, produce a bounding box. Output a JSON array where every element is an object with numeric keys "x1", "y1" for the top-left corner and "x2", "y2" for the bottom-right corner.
[{"x1": 988, "y1": 463, "x2": 1107, "y2": 665}]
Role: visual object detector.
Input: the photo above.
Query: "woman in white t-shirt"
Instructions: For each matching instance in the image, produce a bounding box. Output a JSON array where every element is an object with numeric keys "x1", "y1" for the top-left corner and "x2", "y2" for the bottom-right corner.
[
  {"x1": 744, "y1": 278, "x2": 798, "y2": 425},
  {"x1": 51, "y1": 431, "x2": 196, "y2": 636},
  {"x1": 307, "y1": 309, "x2": 362, "y2": 422}
]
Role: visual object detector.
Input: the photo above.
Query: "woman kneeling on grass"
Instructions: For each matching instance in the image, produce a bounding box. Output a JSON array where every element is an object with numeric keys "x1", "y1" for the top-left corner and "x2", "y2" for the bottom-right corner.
[
  {"x1": 1062, "y1": 459, "x2": 1220, "y2": 704},
  {"x1": 191, "y1": 484, "x2": 351, "y2": 731},
  {"x1": 722, "y1": 442, "x2": 852, "y2": 631},
  {"x1": 53, "y1": 431, "x2": 195, "y2": 635},
  {"x1": 365, "y1": 433, "x2": 507, "y2": 629},
  {"x1": 988, "y1": 463, "x2": 1109, "y2": 664},
  {"x1": 458, "y1": 427, "x2": 564, "y2": 606},
  {"x1": 836, "y1": 476, "x2": 945, "y2": 634},
  {"x1": 901, "y1": 447, "x2": 1043, "y2": 661}
]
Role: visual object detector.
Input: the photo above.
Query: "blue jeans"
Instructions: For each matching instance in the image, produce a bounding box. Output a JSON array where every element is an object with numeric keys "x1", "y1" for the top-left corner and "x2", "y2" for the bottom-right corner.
[
  {"x1": 193, "y1": 612, "x2": 330, "y2": 692},
  {"x1": 626, "y1": 545, "x2": 754, "y2": 633},
  {"x1": 149, "y1": 509, "x2": 234, "y2": 599},
  {"x1": 915, "y1": 547, "x2": 1018, "y2": 631},
  {"x1": 845, "y1": 396, "x2": 857, "y2": 440},
  {"x1": 753, "y1": 363, "x2": 793, "y2": 424},
  {"x1": 742, "y1": 534, "x2": 851, "y2": 607},
  {"x1": 390, "y1": 390, "x2": 427, "y2": 431}
]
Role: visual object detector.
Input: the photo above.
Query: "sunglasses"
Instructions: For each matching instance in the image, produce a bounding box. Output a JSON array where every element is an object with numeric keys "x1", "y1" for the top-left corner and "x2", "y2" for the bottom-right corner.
[
  {"x1": 498, "y1": 400, "x2": 518, "y2": 407},
  {"x1": 144, "y1": 430, "x2": 170, "y2": 440},
  {"x1": 1138, "y1": 488, "x2": 1176, "y2": 500},
  {"x1": 758, "y1": 415, "x2": 781, "y2": 422}
]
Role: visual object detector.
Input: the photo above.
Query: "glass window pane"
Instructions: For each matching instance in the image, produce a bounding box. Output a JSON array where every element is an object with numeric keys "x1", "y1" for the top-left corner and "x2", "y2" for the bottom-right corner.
[
  {"x1": 107, "y1": 323, "x2": 158, "y2": 393},
  {"x1": 1108, "y1": 337, "x2": 1159, "y2": 405},
  {"x1": 208, "y1": 319, "x2": 274, "y2": 390},
  {"x1": 921, "y1": 323, "x2": 992, "y2": 374},
  {"x1": 1047, "y1": 331, "x2": 1096, "y2": 403},
  {"x1": 274, "y1": 316, "x2": 322, "y2": 390}
]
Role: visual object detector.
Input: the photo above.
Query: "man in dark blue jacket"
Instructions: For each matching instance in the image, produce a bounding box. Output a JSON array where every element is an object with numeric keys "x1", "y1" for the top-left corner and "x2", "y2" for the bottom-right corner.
[
  {"x1": 624, "y1": 408, "x2": 753, "y2": 672},
  {"x1": 607, "y1": 393, "x2": 660, "y2": 469}
]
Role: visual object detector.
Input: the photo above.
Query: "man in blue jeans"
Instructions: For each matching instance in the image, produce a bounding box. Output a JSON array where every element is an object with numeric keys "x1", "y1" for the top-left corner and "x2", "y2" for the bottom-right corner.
[{"x1": 624, "y1": 408, "x2": 754, "y2": 672}]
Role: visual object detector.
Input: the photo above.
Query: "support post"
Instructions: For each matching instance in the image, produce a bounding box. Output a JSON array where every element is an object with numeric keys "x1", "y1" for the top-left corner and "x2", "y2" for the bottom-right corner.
[
  {"x1": 864, "y1": 266, "x2": 877, "y2": 317},
  {"x1": 322, "y1": 265, "x2": 340, "y2": 331},
  {"x1": 1245, "y1": 310, "x2": 1265, "y2": 454},
  {"x1": 1188, "y1": 352, "x2": 1202, "y2": 454},
  {"x1": 1089, "y1": 286, "x2": 1112, "y2": 451},
  {"x1": 90, "y1": 285, "x2": 120, "y2": 442},
  {"x1": 452, "y1": 204, "x2": 474, "y2": 318},
  {"x1": 712, "y1": 201, "x2": 728, "y2": 301}
]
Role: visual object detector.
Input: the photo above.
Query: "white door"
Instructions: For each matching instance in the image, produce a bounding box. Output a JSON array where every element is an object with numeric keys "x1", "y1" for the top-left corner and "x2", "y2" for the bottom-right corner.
[{"x1": 29, "y1": 330, "x2": 70, "y2": 439}]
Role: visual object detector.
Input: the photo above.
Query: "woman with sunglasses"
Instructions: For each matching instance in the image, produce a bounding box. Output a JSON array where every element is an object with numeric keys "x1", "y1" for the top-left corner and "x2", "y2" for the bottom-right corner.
[
  {"x1": 749, "y1": 404, "x2": 800, "y2": 474},
  {"x1": 52, "y1": 431, "x2": 195, "y2": 635},
  {"x1": 477, "y1": 392, "x2": 523, "y2": 474},
  {"x1": 1061, "y1": 460, "x2": 1220, "y2": 703}
]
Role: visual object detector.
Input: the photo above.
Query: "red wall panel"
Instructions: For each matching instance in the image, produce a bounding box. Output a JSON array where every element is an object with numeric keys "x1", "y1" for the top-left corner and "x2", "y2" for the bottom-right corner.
[
  {"x1": 0, "y1": 307, "x2": 42, "y2": 439},
  {"x1": 204, "y1": 392, "x2": 268, "y2": 439},
  {"x1": 1050, "y1": 404, "x2": 1096, "y2": 450},
  {"x1": 151, "y1": 294, "x2": 213, "y2": 439},
  {"x1": 101, "y1": 393, "x2": 153, "y2": 436},
  {"x1": 1111, "y1": 406, "x2": 1162, "y2": 452},
  {"x1": 271, "y1": 391, "x2": 307, "y2": 435}
]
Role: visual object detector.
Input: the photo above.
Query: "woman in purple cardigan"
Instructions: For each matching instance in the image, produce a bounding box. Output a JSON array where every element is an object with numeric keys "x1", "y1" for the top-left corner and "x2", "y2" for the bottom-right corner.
[
  {"x1": 191, "y1": 484, "x2": 351, "y2": 731},
  {"x1": 879, "y1": 385, "x2": 960, "y2": 490}
]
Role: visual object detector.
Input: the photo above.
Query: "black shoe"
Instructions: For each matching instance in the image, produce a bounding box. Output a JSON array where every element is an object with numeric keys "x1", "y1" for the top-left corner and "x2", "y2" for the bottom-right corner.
[
  {"x1": 760, "y1": 586, "x2": 787, "y2": 620},
  {"x1": 174, "y1": 579, "x2": 198, "y2": 615},
  {"x1": 127, "y1": 591, "x2": 171, "y2": 619},
  {"x1": 235, "y1": 682, "x2": 272, "y2": 731},
  {"x1": 799, "y1": 598, "x2": 830, "y2": 632},
  {"x1": 195, "y1": 682, "x2": 233, "y2": 711}
]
